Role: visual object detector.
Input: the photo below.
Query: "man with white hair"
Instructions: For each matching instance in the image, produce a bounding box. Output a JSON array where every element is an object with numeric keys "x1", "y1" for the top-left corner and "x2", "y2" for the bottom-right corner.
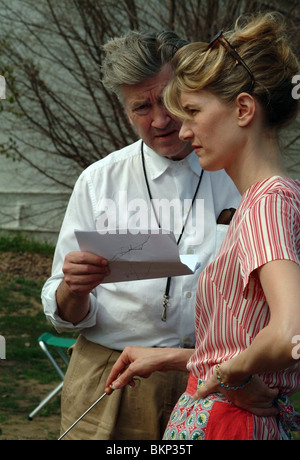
[{"x1": 42, "y1": 30, "x2": 240, "y2": 440}]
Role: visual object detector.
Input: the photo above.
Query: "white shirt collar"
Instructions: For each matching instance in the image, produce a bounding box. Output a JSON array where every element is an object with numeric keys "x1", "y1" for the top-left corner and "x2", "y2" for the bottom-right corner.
[{"x1": 142, "y1": 142, "x2": 202, "y2": 180}]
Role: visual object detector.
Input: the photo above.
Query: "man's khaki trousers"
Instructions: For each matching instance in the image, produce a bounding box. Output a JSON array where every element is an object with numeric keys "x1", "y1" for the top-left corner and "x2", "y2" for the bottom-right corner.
[{"x1": 60, "y1": 335, "x2": 188, "y2": 440}]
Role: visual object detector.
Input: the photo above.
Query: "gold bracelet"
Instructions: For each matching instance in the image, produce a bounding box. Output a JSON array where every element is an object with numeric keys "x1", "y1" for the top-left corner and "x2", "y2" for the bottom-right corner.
[{"x1": 215, "y1": 363, "x2": 252, "y2": 391}]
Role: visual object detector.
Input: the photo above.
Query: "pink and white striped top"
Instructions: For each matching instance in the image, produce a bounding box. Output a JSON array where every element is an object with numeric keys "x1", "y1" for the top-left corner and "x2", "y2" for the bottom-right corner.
[{"x1": 188, "y1": 176, "x2": 300, "y2": 395}]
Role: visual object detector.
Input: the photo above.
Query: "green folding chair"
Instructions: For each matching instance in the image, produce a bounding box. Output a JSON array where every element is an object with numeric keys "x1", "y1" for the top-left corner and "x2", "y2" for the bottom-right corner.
[{"x1": 28, "y1": 332, "x2": 76, "y2": 420}]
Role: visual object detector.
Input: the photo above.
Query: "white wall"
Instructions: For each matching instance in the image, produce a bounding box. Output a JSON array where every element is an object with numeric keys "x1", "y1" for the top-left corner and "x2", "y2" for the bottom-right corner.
[{"x1": 0, "y1": 148, "x2": 72, "y2": 243}]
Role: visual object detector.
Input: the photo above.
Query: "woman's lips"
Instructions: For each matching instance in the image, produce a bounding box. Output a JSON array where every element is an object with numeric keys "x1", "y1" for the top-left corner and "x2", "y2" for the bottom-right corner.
[{"x1": 192, "y1": 144, "x2": 203, "y2": 153}]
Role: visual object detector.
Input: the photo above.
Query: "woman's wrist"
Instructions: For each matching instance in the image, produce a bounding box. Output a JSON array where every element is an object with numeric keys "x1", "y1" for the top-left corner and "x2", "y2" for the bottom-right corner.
[
  {"x1": 163, "y1": 348, "x2": 194, "y2": 372},
  {"x1": 215, "y1": 361, "x2": 253, "y2": 390}
]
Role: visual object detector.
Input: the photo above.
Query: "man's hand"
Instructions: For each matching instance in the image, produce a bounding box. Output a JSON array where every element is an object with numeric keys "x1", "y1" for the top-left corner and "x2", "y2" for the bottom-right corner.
[
  {"x1": 62, "y1": 251, "x2": 110, "y2": 295},
  {"x1": 56, "y1": 251, "x2": 110, "y2": 324}
]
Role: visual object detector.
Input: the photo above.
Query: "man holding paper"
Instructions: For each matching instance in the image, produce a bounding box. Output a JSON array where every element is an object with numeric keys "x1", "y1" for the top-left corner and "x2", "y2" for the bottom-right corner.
[{"x1": 42, "y1": 30, "x2": 240, "y2": 440}]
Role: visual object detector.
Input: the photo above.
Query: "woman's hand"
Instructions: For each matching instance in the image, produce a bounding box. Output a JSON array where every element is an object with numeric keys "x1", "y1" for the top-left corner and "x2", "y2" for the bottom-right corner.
[
  {"x1": 105, "y1": 346, "x2": 192, "y2": 395},
  {"x1": 194, "y1": 371, "x2": 279, "y2": 417}
]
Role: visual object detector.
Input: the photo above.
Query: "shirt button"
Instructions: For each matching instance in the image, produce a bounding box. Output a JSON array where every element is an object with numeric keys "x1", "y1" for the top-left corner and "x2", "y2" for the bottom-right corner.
[{"x1": 185, "y1": 291, "x2": 192, "y2": 298}]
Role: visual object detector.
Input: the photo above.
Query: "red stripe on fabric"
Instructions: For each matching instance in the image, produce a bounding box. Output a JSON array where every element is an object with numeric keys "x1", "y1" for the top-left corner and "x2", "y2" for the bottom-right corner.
[{"x1": 186, "y1": 373, "x2": 198, "y2": 395}]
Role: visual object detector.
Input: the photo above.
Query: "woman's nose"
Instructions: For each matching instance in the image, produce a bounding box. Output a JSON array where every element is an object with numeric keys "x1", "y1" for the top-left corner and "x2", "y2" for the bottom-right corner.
[{"x1": 179, "y1": 121, "x2": 194, "y2": 142}]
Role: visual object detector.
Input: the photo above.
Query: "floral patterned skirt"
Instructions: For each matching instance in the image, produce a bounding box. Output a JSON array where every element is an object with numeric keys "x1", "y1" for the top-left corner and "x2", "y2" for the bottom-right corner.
[{"x1": 163, "y1": 374, "x2": 300, "y2": 441}]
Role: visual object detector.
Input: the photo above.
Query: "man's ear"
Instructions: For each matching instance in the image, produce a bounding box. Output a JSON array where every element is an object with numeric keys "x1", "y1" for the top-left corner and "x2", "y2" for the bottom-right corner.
[{"x1": 235, "y1": 92, "x2": 256, "y2": 127}]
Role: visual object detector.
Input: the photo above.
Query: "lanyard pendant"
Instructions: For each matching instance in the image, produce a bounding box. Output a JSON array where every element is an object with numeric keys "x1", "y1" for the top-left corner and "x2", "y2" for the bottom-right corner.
[{"x1": 162, "y1": 294, "x2": 169, "y2": 322}]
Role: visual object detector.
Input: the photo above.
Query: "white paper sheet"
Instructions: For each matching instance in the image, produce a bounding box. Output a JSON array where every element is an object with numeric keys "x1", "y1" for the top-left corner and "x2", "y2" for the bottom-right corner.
[{"x1": 75, "y1": 229, "x2": 200, "y2": 283}]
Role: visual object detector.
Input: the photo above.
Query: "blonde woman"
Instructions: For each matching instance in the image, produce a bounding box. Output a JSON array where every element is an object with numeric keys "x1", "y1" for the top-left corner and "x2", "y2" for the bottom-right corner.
[{"x1": 106, "y1": 13, "x2": 300, "y2": 440}]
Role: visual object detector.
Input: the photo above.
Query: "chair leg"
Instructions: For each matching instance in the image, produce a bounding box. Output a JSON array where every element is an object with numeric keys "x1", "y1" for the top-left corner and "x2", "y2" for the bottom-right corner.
[
  {"x1": 28, "y1": 381, "x2": 64, "y2": 420},
  {"x1": 39, "y1": 341, "x2": 65, "y2": 380},
  {"x1": 56, "y1": 347, "x2": 70, "y2": 366},
  {"x1": 27, "y1": 340, "x2": 67, "y2": 420}
]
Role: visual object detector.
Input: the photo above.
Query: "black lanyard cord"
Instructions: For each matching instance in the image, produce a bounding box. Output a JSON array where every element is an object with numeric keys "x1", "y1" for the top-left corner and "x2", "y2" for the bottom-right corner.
[{"x1": 141, "y1": 141, "x2": 204, "y2": 321}]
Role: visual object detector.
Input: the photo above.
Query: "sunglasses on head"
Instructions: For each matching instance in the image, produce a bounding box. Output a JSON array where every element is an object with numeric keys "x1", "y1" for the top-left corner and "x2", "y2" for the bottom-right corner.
[{"x1": 207, "y1": 30, "x2": 255, "y2": 92}]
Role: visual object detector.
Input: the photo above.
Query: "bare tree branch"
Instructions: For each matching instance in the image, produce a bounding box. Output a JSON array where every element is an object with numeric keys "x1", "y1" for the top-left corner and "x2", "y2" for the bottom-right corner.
[{"x1": 0, "y1": 0, "x2": 298, "y2": 194}]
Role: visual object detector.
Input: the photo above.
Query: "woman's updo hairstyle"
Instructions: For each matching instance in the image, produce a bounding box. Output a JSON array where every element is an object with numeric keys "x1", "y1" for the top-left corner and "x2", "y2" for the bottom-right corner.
[{"x1": 164, "y1": 12, "x2": 299, "y2": 130}]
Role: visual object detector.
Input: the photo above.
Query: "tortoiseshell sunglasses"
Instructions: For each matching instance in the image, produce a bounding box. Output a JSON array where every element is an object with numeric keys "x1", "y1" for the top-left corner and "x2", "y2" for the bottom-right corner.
[{"x1": 207, "y1": 30, "x2": 255, "y2": 92}]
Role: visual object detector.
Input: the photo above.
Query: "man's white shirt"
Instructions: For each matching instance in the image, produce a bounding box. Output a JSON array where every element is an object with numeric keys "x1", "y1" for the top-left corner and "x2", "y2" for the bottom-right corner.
[{"x1": 42, "y1": 140, "x2": 240, "y2": 350}]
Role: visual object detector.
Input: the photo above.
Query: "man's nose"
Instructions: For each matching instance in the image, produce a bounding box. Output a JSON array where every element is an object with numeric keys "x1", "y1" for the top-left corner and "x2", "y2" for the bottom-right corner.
[{"x1": 151, "y1": 106, "x2": 172, "y2": 129}]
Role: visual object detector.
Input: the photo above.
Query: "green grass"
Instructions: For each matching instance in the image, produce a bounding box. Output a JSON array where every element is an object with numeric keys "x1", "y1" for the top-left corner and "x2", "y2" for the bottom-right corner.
[
  {"x1": 0, "y1": 234, "x2": 74, "y2": 438},
  {"x1": 0, "y1": 231, "x2": 54, "y2": 255},
  {"x1": 290, "y1": 392, "x2": 300, "y2": 440},
  {"x1": 0, "y1": 275, "x2": 70, "y2": 421},
  {"x1": 0, "y1": 276, "x2": 65, "y2": 369}
]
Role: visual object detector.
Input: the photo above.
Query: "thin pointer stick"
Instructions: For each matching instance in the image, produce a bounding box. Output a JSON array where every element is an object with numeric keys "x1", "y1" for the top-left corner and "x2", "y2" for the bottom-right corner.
[
  {"x1": 58, "y1": 392, "x2": 108, "y2": 440},
  {"x1": 58, "y1": 379, "x2": 135, "y2": 440}
]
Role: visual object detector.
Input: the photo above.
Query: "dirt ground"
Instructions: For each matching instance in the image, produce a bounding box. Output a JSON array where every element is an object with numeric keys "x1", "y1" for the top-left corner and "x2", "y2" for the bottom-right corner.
[
  {"x1": 0, "y1": 251, "x2": 54, "y2": 280},
  {"x1": 0, "y1": 369, "x2": 61, "y2": 440},
  {"x1": 0, "y1": 251, "x2": 61, "y2": 441},
  {"x1": 2, "y1": 415, "x2": 61, "y2": 440}
]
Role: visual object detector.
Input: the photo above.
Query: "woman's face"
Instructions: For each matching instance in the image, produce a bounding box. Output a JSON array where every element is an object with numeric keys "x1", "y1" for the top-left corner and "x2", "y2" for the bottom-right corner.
[{"x1": 179, "y1": 90, "x2": 242, "y2": 172}]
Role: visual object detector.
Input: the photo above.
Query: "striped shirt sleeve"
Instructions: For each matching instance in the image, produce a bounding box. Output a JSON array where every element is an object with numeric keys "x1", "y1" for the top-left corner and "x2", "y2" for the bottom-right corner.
[{"x1": 238, "y1": 191, "x2": 300, "y2": 292}]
